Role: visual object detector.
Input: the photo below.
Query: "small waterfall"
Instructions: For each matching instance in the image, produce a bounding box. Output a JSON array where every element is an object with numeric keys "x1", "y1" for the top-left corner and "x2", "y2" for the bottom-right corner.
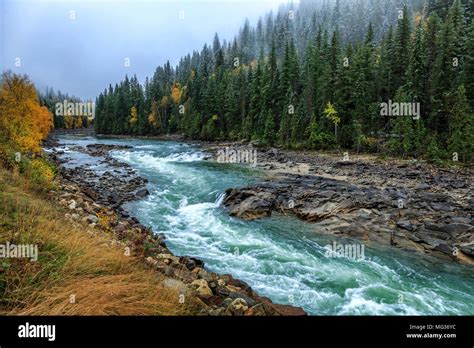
[{"x1": 215, "y1": 192, "x2": 226, "y2": 206}]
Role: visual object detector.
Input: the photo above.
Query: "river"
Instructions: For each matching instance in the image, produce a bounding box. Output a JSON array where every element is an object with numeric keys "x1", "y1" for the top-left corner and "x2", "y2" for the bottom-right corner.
[{"x1": 54, "y1": 135, "x2": 474, "y2": 315}]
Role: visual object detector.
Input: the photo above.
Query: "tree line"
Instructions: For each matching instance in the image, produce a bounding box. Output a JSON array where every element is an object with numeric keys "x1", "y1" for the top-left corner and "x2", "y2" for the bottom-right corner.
[
  {"x1": 94, "y1": 0, "x2": 473, "y2": 163},
  {"x1": 39, "y1": 88, "x2": 93, "y2": 129}
]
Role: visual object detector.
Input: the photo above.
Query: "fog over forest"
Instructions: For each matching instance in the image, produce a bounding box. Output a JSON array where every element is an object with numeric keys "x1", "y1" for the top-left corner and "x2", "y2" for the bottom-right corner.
[{"x1": 1, "y1": 0, "x2": 289, "y2": 99}]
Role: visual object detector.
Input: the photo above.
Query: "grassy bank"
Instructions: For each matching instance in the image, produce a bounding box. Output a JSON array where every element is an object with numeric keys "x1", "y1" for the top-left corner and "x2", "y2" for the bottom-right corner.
[{"x1": 0, "y1": 167, "x2": 191, "y2": 315}]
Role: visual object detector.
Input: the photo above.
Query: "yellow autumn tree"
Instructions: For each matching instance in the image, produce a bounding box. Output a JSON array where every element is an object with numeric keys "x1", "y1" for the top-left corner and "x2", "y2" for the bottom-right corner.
[
  {"x1": 129, "y1": 106, "x2": 138, "y2": 125},
  {"x1": 160, "y1": 95, "x2": 169, "y2": 126},
  {"x1": 63, "y1": 115, "x2": 74, "y2": 129},
  {"x1": 160, "y1": 95, "x2": 169, "y2": 107},
  {"x1": 0, "y1": 72, "x2": 53, "y2": 153},
  {"x1": 324, "y1": 102, "x2": 341, "y2": 144},
  {"x1": 148, "y1": 101, "x2": 159, "y2": 128},
  {"x1": 73, "y1": 115, "x2": 83, "y2": 128},
  {"x1": 171, "y1": 83, "x2": 182, "y2": 104}
]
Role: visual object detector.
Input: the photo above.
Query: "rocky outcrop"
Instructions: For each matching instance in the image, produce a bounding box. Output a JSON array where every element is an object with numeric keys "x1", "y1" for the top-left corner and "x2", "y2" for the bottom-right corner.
[
  {"x1": 222, "y1": 154, "x2": 473, "y2": 265},
  {"x1": 223, "y1": 188, "x2": 276, "y2": 220}
]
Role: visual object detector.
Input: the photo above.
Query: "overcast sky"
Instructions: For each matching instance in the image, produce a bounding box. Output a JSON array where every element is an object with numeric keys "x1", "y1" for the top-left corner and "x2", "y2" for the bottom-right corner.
[{"x1": 0, "y1": 0, "x2": 291, "y2": 100}]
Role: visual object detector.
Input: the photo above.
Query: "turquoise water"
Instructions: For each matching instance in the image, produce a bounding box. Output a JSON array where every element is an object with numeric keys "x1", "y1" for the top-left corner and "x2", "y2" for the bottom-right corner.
[{"x1": 55, "y1": 136, "x2": 474, "y2": 315}]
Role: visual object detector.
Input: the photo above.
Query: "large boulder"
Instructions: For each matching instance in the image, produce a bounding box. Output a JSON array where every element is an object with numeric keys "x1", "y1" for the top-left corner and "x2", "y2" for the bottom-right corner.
[
  {"x1": 191, "y1": 279, "x2": 213, "y2": 297},
  {"x1": 224, "y1": 298, "x2": 248, "y2": 315},
  {"x1": 223, "y1": 188, "x2": 276, "y2": 220}
]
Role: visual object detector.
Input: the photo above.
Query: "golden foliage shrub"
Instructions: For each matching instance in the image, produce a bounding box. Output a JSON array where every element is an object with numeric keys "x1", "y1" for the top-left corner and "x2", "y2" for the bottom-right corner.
[
  {"x1": 97, "y1": 208, "x2": 118, "y2": 232},
  {"x1": 27, "y1": 157, "x2": 56, "y2": 190},
  {"x1": 0, "y1": 72, "x2": 53, "y2": 154}
]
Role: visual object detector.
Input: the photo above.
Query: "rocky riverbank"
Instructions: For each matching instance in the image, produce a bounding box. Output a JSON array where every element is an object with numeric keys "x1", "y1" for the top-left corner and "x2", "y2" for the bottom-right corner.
[
  {"x1": 202, "y1": 142, "x2": 474, "y2": 265},
  {"x1": 44, "y1": 136, "x2": 306, "y2": 316}
]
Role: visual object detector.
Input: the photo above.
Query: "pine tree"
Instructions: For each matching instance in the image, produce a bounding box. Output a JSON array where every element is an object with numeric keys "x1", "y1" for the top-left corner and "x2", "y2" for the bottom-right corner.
[
  {"x1": 422, "y1": 13, "x2": 441, "y2": 118},
  {"x1": 268, "y1": 39, "x2": 282, "y2": 126},
  {"x1": 243, "y1": 66, "x2": 256, "y2": 139},
  {"x1": 464, "y1": 20, "x2": 474, "y2": 110},
  {"x1": 281, "y1": 40, "x2": 298, "y2": 97},
  {"x1": 379, "y1": 26, "x2": 396, "y2": 100},
  {"x1": 263, "y1": 109, "x2": 276, "y2": 146},
  {"x1": 335, "y1": 43, "x2": 355, "y2": 147},
  {"x1": 291, "y1": 99, "x2": 308, "y2": 147},
  {"x1": 412, "y1": 118, "x2": 427, "y2": 158},
  {"x1": 351, "y1": 24, "x2": 377, "y2": 139},
  {"x1": 431, "y1": 4, "x2": 461, "y2": 139},
  {"x1": 406, "y1": 23, "x2": 426, "y2": 104},
  {"x1": 365, "y1": 22, "x2": 374, "y2": 49},
  {"x1": 212, "y1": 33, "x2": 221, "y2": 56},
  {"x1": 450, "y1": 0, "x2": 466, "y2": 59},
  {"x1": 388, "y1": 88, "x2": 414, "y2": 157},
  {"x1": 278, "y1": 87, "x2": 294, "y2": 147},
  {"x1": 428, "y1": 0, "x2": 452, "y2": 18},
  {"x1": 222, "y1": 72, "x2": 236, "y2": 136},
  {"x1": 393, "y1": 5, "x2": 412, "y2": 91},
  {"x1": 325, "y1": 30, "x2": 341, "y2": 103},
  {"x1": 448, "y1": 85, "x2": 473, "y2": 162}
]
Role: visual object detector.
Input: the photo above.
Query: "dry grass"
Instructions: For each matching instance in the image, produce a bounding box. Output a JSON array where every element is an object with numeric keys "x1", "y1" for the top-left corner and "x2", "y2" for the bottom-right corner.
[{"x1": 0, "y1": 168, "x2": 194, "y2": 315}]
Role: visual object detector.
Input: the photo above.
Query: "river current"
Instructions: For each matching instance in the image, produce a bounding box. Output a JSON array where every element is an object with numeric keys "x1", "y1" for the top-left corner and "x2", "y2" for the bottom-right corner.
[{"x1": 54, "y1": 135, "x2": 474, "y2": 315}]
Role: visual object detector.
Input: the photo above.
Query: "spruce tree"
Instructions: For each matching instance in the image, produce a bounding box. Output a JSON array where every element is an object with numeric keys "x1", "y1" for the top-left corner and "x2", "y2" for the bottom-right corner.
[
  {"x1": 263, "y1": 109, "x2": 276, "y2": 146},
  {"x1": 278, "y1": 87, "x2": 294, "y2": 147},
  {"x1": 379, "y1": 26, "x2": 396, "y2": 100},
  {"x1": 448, "y1": 85, "x2": 473, "y2": 162},
  {"x1": 406, "y1": 23, "x2": 426, "y2": 104},
  {"x1": 464, "y1": 20, "x2": 474, "y2": 110},
  {"x1": 422, "y1": 13, "x2": 441, "y2": 119},
  {"x1": 431, "y1": 5, "x2": 460, "y2": 140},
  {"x1": 393, "y1": 5, "x2": 412, "y2": 91}
]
